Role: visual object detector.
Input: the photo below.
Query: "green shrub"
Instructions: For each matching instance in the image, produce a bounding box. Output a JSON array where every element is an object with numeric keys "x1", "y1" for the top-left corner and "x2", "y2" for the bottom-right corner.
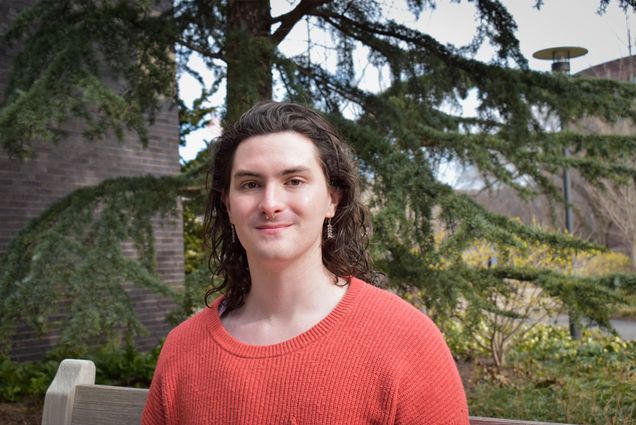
[
  {"x1": 0, "y1": 358, "x2": 59, "y2": 402},
  {"x1": 0, "y1": 341, "x2": 162, "y2": 402},
  {"x1": 468, "y1": 324, "x2": 636, "y2": 425},
  {"x1": 441, "y1": 318, "x2": 490, "y2": 360},
  {"x1": 88, "y1": 341, "x2": 161, "y2": 388}
]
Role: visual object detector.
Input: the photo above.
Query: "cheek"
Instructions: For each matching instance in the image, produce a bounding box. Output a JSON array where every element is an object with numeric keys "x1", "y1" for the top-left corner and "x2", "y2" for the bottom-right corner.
[
  {"x1": 309, "y1": 191, "x2": 337, "y2": 217},
  {"x1": 226, "y1": 195, "x2": 255, "y2": 220},
  {"x1": 225, "y1": 194, "x2": 245, "y2": 224},
  {"x1": 296, "y1": 191, "x2": 327, "y2": 212}
]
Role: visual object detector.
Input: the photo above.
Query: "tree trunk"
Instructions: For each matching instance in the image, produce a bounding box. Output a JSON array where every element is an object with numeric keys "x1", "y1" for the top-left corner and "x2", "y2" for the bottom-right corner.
[{"x1": 225, "y1": 0, "x2": 273, "y2": 123}]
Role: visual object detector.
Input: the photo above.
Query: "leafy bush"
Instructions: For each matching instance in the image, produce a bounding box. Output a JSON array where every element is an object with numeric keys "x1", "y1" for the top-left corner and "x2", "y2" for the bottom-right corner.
[
  {"x1": 0, "y1": 358, "x2": 59, "y2": 402},
  {"x1": 468, "y1": 324, "x2": 636, "y2": 424},
  {"x1": 87, "y1": 341, "x2": 161, "y2": 388},
  {"x1": 168, "y1": 263, "x2": 216, "y2": 325},
  {"x1": 441, "y1": 318, "x2": 490, "y2": 361},
  {"x1": 0, "y1": 341, "x2": 162, "y2": 402}
]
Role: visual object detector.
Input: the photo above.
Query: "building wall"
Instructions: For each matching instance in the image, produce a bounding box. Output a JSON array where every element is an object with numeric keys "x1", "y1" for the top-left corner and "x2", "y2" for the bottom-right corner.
[
  {"x1": 0, "y1": 0, "x2": 184, "y2": 360},
  {"x1": 575, "y1": 55, "x2": 636, "y2": 137},
  {"x1": 578, "y1": 54, "x2": 636, "y2": 82}
]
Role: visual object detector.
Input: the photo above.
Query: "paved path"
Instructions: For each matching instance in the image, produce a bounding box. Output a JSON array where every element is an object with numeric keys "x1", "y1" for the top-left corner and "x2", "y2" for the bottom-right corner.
[
  {"x1": 551, "y1": 315, "x2": 636, "y2": 340},
  {"x1": 610, "y1": 318, "x2": 636, "y2": 340}
]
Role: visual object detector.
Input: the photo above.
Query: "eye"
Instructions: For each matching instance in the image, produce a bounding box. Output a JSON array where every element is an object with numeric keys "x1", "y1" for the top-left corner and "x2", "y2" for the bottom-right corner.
[
  {"x1": 287, "y1": 178, "x2": 304, "y2": 186},
  {"x1": 240, "y1": 181, "x2": 259, "y2": 190}
]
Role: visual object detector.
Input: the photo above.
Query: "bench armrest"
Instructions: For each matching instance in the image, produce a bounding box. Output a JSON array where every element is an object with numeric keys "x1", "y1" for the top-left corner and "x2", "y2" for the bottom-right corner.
[{"x1": 41, "y1": 359, "x2": 96, "y2": 425}]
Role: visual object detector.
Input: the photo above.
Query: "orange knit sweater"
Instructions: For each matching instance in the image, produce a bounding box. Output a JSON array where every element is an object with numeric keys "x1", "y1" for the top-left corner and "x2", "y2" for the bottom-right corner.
[{"x1": 142, "y1": 278, "x2": 470, "y2": 424}]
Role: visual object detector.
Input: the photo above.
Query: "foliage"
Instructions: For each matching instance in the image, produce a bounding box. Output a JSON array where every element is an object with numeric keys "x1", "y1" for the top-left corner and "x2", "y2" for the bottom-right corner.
[
  {"x1": 441, "y1": 317, "x2": 491, "y2": 361},
  {"x1": 0, "y1": 0, "x2": 177, "y2": 157},
  {"x1": 0, "y1": 341, "x2": 162, "y2": 402},
  {"x1": 183, "y1": 195, "x2": 206, "y2": 276},
  {"x1": 181, "y1": 155, "x2": 210, "y2": 278},
  {"x1": 2, "y1": 0, "x2": 636, "y2": 358},
  {"x1": 457, "y1": 237, "x2": 633, "y2": 367},
  {"x1": 468, "y1": 324, "x2": 636, "y2": 425},
  {"x1": 0, "y1": 175, "x2": 188, "y2": 356},
  {"x1": 575, "y1": 249, "x2": 632, "y2": 277},
  {"x1": 87, "y1": 341, "x2": 161, "y2": 388},
  {"x1": 0, "y1": 357, "x2": 58, "y2": 402},
  {"x1": 167, "y1": 262, "x2": 217, "y2": 324},
  {"x1": 170, "y1": 157, "x2": 217, "y2": 322}
]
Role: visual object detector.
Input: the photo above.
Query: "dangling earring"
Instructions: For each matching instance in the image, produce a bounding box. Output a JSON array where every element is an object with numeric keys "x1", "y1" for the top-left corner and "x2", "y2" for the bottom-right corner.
[
  {"x1": 327, "y1": 218, "x2": 334, "y2": 239},
  {"x1": 231, "y1": 225, "x2": 236, "y2": 243}
]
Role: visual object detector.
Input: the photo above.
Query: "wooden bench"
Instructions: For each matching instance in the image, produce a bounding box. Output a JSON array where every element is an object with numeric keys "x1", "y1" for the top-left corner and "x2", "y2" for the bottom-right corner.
[{"x1": 41, "y1": 359, "x2": 574, "y2": 425}]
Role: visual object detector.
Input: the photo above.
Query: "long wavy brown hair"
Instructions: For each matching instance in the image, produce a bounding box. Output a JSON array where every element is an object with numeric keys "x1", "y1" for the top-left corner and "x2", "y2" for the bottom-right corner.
[{"x1": 204, "y1": 101, "x2": 374, "y2": 313}]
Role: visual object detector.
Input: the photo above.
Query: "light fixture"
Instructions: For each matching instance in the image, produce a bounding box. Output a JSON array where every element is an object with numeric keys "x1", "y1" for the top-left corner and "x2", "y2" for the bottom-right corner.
[{"x1": 533, "y1": 46, "x2": 588, "y2": 73}]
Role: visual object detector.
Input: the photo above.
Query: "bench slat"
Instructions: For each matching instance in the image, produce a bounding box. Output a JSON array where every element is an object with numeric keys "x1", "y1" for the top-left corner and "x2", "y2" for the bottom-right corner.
[
  {"x1": 70, "y1": 385, "x2": 148, "y2": 425},
  {"x1": 469, "y1": 417, "x2": 574, "y2": 425}
]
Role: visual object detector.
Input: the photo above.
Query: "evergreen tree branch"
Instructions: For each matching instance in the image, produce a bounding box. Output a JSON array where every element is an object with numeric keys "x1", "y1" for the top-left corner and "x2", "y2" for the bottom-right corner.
[
  {"x1": 270, "y1": 0, "x2": 332, "y2": 45},
  {"x1": 0, "y1": 174, "x2": 192, "y2": 356}
]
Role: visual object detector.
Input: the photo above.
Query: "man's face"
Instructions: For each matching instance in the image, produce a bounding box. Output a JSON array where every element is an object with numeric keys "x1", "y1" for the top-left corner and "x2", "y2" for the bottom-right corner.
[{"x1": 225, "y1": 131, "x2": 339, "y2": 269}]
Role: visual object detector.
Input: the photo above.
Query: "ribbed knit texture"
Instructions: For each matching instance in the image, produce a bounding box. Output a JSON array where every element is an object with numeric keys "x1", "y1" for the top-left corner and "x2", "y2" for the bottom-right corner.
[{"x1": 142, "y1": 278, "x2": 470, "y2": 424}]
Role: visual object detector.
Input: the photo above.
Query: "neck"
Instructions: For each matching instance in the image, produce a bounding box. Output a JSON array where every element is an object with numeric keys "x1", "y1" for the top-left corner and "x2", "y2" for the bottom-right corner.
[
  {"x1": 242, "y1": 252, "x2": 342, "y2": 321},
  {"x1": 220, "y1": 245, "x2": 349, "y2": 346}
]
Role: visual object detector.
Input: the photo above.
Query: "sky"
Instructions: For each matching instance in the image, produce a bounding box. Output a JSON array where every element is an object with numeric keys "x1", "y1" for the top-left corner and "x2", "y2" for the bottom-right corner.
[{"x1": 178, "y1": 0, "x2": 636, "y2": 162}]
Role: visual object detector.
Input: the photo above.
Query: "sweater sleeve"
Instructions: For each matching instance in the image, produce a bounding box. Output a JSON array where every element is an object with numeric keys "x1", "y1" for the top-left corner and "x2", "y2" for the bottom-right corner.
[
  {"x1": 394, "y1": 315, "x2": 470, "y2": 425},
  {"x1": 141, "y1": 348, "x2": 168, "y2": 425}
]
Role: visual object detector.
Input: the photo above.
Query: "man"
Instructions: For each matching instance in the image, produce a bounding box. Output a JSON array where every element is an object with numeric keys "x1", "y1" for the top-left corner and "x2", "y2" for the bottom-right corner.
[{"x1": 142, "y1": 101, "x2": 470, "y2": 424}]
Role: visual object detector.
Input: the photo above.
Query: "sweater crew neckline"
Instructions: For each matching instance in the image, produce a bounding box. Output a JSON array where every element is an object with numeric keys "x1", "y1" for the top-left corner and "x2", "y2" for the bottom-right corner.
[{"x1": 208, "y1": 277, "x2": 363, "y2": 358}]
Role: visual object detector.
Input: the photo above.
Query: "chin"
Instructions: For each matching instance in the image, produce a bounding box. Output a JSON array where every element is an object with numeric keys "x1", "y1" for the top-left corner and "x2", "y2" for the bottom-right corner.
[
  {"x1": 249, "y1": 247, "x2": 316, "y2": 267},
  {"x1": 246, "y1": 238, "x2": 322, "y2": 266},
  {"x1": 248, "y1": 247, "x2": 294, "y2": 263}
]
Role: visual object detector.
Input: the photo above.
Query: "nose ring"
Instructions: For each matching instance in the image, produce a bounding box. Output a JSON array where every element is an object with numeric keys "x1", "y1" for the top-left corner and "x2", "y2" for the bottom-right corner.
[{"x1": 265, "y1": 212, "x2": 277, "y2": 221}]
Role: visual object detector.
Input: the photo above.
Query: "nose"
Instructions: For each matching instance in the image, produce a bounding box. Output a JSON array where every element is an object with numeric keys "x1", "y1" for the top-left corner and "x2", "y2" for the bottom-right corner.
[{"x1": 259, "y1": 183, "x2": 284, "y2": 219}]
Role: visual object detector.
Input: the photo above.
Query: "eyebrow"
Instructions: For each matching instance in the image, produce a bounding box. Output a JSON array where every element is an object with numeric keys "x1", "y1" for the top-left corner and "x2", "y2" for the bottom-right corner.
[{"x1": 232, "y1": 167, "x2": 312, "y2": 179}]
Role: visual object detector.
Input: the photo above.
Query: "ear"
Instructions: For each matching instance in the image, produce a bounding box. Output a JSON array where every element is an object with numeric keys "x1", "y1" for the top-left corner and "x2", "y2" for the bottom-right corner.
[{"x1": 326, "y1": 188, "x2": 341, "y2": 218}]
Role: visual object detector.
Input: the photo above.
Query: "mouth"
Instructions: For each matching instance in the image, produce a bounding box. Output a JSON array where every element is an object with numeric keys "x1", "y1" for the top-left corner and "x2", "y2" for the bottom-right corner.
[{"x1": 255, "y1": 223, "x2": 291, "y2": 234}]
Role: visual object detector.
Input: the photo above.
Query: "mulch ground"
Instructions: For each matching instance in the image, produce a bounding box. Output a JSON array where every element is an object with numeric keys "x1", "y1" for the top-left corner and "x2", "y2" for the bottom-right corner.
[{"x1": 0, "y1": 399, "x2": 42, "y2": 425}]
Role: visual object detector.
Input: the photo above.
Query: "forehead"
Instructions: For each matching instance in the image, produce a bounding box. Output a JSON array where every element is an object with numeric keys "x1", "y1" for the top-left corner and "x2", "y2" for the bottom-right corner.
[{"x1": 231, "y1": 131, "x2": 324, "y2": 175}]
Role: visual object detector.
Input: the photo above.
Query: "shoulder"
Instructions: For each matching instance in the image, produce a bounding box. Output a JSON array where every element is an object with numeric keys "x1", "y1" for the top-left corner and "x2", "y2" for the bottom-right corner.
[
  {"x1": 349, "y1": 278, "x2": 452, "y2": 362},
  {"x1": 351, "y1": 280, "x2": 469, "y2": 424},
  {"x1": 156, "y1": 307, "x2": 213, "y2": 366},
  {"x1": 166, "y1": 307, "x2": 211, "y2": 342},
  {"x1": 353, "y1": 278, "x2": 440, "y2": 335}
]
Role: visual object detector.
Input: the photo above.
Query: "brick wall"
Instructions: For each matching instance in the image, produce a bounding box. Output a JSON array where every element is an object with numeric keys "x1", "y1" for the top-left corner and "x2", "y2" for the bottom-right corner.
[
  {"x1": 0, "y1": 0, "x2": 184, "y2": 360},
  {"x1": 574, "y1": 55, "x2": 636, "y2": 137},
  {"x1": 577, "y1": 54, "x2": 636, "y2": 82}
]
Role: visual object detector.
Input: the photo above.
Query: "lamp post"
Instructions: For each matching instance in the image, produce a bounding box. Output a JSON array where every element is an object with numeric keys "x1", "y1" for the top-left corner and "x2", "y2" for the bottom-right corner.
[{"x1": 533, "y1": 46, "x2": 588, "y2": 340}]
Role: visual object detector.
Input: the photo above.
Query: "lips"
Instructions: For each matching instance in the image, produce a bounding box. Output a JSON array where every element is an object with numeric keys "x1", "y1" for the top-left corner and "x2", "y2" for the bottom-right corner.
[{"x1": 255, "y1": 223, "x2": 291, "y2": 234}]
